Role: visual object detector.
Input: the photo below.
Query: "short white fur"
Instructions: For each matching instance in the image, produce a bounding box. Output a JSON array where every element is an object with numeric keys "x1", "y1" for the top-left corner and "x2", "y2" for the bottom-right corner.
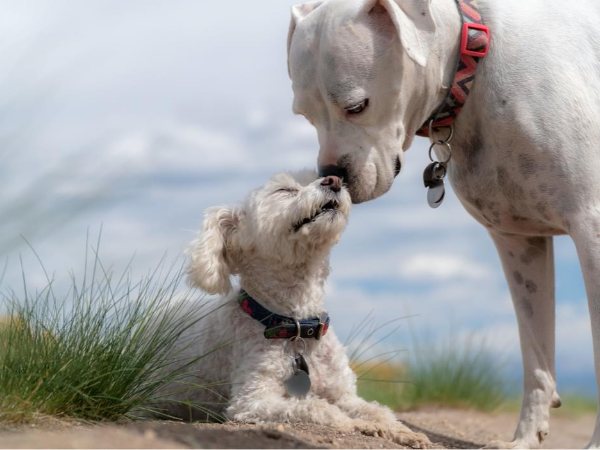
[{"x1": 288, "y1": 0, "x2": 600, "y2": 448}]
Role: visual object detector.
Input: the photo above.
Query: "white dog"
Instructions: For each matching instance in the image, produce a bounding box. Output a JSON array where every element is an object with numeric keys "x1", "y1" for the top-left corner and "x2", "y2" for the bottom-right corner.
[
  {"x1": 287, "y1": 0, "x2": 600, "y2": 448},
  {"x1": 157, "y1": 170, "x2": 430, "y2": 448}
]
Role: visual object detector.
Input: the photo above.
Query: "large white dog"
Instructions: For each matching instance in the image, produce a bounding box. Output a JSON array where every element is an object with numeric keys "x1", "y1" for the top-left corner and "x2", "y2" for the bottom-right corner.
[{"x1": 287, "y1": 0, "x2": 600, "y2": 448}]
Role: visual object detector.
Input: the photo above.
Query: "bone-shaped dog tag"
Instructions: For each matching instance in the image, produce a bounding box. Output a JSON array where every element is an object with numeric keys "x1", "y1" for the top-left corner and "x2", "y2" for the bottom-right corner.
[
  {"x1": 284, "y1": 354, "x2": 311, "y2": 398},
  {"x1": 423, "y1": 162, "x2": 447, "y2": 209}
]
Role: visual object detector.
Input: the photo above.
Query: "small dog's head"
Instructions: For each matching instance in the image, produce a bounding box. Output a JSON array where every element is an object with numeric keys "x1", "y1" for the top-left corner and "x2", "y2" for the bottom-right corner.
[{"x1": 187, "y1": 169, "x2": 351, "y2": 295}]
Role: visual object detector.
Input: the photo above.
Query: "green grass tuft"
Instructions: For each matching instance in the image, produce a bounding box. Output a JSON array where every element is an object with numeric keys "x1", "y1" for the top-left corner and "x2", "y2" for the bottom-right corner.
[
  {"x1": 398, "y1": 335, "x2": 508, "y2": 411},
  {"x1": 550, "y1": 394, "x2": 598, "y2": 417},
  {"x1": 500, "y1": 394, "x2": 598, "y2": 417},
  {"x1": 0, "y1": 239, "x2": 222, "y2": 424},
  {"x1": 351, "y1": 316, "x2": 509, "y2": 412}
]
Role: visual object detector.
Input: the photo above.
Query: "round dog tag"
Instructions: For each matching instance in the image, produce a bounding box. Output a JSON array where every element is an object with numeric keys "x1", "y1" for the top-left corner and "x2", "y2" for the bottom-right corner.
[
  {"x1": 427, "y1": 182, "x2": 446, "y2": 208},
  {"x1": 284, "y1": 370, "x2": 311, "y2": 398}
]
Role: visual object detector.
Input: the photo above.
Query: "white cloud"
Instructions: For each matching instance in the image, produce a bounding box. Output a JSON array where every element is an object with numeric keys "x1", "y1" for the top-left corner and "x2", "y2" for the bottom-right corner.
[
  {"x1": 399, "y1": 253, "x2": 493, "y2": 282},
  {"x1": 556, "y1": 303, "x2": 595, "y2": 374},
  {"x1": 103, "y1": 123, "x2": 246, "y2": 175},
  {"x1": 246, "y1": 108, "x2": 269, "y2": 130}
]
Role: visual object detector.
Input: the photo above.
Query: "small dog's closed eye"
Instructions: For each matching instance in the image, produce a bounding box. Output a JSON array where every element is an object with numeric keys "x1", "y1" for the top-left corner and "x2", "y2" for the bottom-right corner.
[{"x1": 149, "y1": 169, "x2": 430, "y2": 448}]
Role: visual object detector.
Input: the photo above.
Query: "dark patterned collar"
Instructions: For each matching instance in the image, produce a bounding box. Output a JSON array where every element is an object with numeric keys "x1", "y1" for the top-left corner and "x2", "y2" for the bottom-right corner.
[
  {"x1": 237, "y1": 291, "x2": 329, "y2": 340},
  {"x1": 417, "y1": 0, "x2": 490, "y2": 137}
]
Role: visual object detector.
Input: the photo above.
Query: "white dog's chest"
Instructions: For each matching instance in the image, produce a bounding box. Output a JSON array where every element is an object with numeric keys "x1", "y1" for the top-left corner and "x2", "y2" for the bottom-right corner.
[
  {"x1": 436, "y1": 75, "x2": 594, "y2": 237},
  {"x1": 443, "y1": 130, "x2": 573, "y2": 237},
  {"x1": 424, "y1": 0, "x2": 600, "y2": 238}
]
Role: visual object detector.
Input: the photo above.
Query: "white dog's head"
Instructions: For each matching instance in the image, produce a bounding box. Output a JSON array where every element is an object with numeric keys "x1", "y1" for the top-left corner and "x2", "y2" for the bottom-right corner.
[
  {"x1": 287, "y1": 0, "x2": 439, "y2": 203},
  {"x1": 187, "y1": 170, "x2": 351, "y2": 295}
]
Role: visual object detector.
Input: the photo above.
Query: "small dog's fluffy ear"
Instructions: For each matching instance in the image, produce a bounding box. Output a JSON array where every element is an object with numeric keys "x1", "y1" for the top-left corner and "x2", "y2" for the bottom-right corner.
[{"x1": 187, "y1": 206, "x2": 239, "y2": 295}]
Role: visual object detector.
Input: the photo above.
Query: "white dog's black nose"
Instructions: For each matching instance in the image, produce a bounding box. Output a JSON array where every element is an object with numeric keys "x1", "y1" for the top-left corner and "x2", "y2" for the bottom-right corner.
[
  {"x1": 319, "y1": 165, "x2": 347, "y2": 183},
  {"x1": 321, "y1": 175, "x2": 342, "y2": 193}
]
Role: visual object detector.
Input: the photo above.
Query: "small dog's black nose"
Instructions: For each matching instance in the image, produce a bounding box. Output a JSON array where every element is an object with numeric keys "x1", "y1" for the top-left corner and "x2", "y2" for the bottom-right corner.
[{"x1": 321, "y1": 175, "x2": 342, "y2": 192}]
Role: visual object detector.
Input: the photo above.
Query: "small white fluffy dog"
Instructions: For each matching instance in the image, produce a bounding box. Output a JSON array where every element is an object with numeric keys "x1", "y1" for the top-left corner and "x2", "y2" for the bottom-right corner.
[{"x1": 157, "y1": 170, "x2": 429, "y2": 448}]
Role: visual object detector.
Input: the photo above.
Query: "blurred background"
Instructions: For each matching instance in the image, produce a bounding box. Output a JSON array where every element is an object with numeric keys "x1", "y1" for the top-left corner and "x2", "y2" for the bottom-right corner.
[{"x1": 0, "y1": 0, "x2": 595, "y2": 399}]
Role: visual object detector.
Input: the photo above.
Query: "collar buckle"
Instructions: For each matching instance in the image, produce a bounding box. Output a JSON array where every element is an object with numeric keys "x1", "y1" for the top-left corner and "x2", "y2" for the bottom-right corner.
[
  {"x1": 316, "y1": 322, "x2": 325, "y2": 340},
  {"x1": 316, "y1": 313, "x2": 328, "y2": 340},
  {"x1": 461, "y1": 23, "x2": 490, "y2": 58}
]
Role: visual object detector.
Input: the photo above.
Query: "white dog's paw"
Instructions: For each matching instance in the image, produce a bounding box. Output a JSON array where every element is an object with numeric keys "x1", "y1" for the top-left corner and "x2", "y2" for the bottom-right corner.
[
  {"x1": 484, "y1": 440, "x2": 521, "y2": 449},
  {"x1": 351, "y1": 420, "x2": 431, "y2": 449},
  {"x1": 485, "y1": 418, "x2": 548, "y2": 449},
  {"x1": 484, "y1": 439, "x2": 541, "y2": 449}
]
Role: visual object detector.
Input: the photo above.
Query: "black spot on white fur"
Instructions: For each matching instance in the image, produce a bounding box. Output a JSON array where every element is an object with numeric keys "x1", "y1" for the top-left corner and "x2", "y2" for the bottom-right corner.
[
  {"x1": 513, "y1": 271, "x2": 524, "y2": 285},
  {"x1": 518, "y1": 153, "x2": 538, "y2": 180},
  {"x1": 463, "y1": 129, "x2": 483, "y2": 174},
  {"x1": 497, "y1": 167, "x2": 526, "y2": 201},
  {"x1": 527, "y1": 237, "x2": 546, "y2": 250},
  {"x1": 525, "y1": 280, "x2": 538, "y2": 294},
  {"x1": 521, "y1": 246, "x2": 543, "y2": 265}
]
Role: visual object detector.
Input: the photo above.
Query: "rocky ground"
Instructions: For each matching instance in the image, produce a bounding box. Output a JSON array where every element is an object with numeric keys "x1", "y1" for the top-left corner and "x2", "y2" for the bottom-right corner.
[{"x1": 0, "y1": 408, "x2": 595, "y2": 449}]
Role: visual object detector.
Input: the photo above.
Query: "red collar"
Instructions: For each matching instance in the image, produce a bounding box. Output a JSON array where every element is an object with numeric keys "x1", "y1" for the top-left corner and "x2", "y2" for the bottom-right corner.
[{"x1": 416, "y1": 0, "x2": 490, "y2": 137}]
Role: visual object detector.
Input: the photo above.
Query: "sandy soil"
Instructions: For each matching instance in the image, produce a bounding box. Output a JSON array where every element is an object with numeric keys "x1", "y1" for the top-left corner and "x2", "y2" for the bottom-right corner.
[
  {"x1": 397, "y1": 408, "x2": 597, "y2": 449},
  {"x1": 0, "y1": 409, "x2": 595, "y2": 449},
  {"x1": 0, "y1": 420, "x2": 420, "y2": 449}
]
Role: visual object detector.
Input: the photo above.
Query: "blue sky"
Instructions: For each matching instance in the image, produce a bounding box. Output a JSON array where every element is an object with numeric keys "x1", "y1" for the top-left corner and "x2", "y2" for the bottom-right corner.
[{"x1": 0, "y1": 0, "x2": 596, "y2": 396}]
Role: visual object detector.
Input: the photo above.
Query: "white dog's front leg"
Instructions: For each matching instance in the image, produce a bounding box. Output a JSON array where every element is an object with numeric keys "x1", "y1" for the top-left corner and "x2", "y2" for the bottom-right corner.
[
  {"x1": 486, "y1": 232, "x2": 559, "y2": 449},
  {"x1": 229, "y1": 391, "x2": 427, "y2": 448},
  {"x1": 569, "y1": 219, "x2": 600, "y2": 449},
  {"x1": 226, "y1": 370, "x2": 379, "y2": 437},
  {"x1": 228, "y1": 391, "x2": 353, "y2": 427}
]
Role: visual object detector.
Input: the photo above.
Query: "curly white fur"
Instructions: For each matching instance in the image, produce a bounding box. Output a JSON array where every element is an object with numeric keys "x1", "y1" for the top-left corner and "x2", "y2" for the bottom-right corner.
[{"x1": 155, "y1": 170, "x2": 429, "y2": 448}]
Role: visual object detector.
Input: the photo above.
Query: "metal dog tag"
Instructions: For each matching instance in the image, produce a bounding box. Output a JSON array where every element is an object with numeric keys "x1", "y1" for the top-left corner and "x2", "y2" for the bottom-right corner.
[
  {"x1": 423, "y1": 162, "x2": 447, "y2": 209},
  {"x1": 427, "y1": 182, "x2": 445, "y2": 208},
  {"x1": 284, "y1": 355, "x2": 311, "y2": 398}
]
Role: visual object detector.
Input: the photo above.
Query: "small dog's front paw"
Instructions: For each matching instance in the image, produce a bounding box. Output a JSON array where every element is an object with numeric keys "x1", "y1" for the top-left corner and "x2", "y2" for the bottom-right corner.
[
  {"x1": 351, "y1": 419, "x2": 381, "y2": 437},
  {"x1": 229, "y1": 411, "x2": 263, "y2": 424},
  {"x1": 351, "y1": 420, "x2": 431, "y2": 449},
  {"x1": 388, "y1": 427, "x2": 431, "y2": 449}
]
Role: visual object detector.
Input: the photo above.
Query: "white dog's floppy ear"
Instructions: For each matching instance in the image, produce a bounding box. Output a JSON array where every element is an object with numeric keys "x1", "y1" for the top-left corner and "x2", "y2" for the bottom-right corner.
[
  {"x1": 366, "y1": 0, "x2": 436, "y2": 67},
  {"x1": 287, "y1": 1, "x2": 325, "y2": 60},
  {"x1": 187, "y1": 206, "x2": 239, "y2": 295}
]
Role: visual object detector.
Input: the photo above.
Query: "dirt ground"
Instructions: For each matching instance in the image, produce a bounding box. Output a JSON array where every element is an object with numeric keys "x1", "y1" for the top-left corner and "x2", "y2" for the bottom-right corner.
[
  {"x1": 397, "y1": 408, "x2": 597, "y2": 449},
  {"x1": 0, "y1": 408, "x2": 595, "y2": 449}
]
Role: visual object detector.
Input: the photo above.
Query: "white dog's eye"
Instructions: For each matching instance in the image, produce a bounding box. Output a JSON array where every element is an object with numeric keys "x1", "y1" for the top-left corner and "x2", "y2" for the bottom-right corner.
[{"x1": 346, "y1": 99, "x2": 369, "y2": 115}]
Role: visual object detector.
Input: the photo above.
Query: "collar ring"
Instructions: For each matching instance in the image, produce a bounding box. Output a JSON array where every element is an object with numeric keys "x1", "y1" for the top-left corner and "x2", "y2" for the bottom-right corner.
[
  {"x1": 293, "y1": 319, "x2": 301, "y2": 340},
  {"x1": 429, "y1": 141, "x2": 453, "y2": 165},
  {"x1": 289, "y1": 335, "x2": 307, "y2": 355},
  {"x1": 428, "y1": 121, "x2": 454, "y2": 145}
]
